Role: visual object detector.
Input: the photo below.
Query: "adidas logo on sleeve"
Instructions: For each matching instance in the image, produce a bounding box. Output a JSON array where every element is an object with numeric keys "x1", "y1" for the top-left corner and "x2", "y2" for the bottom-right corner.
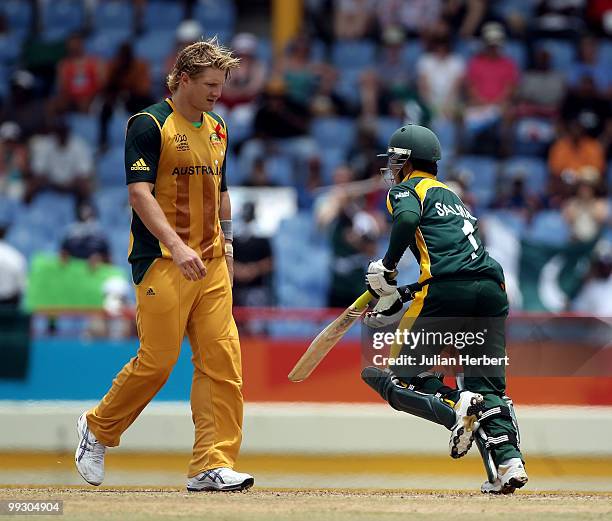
[{"x1": 131, "y1": 158, "x2": 150, "y2": 171}]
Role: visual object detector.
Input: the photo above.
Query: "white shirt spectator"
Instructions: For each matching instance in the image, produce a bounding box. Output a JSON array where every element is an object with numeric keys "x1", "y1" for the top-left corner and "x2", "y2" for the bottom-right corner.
[
  {"x1": 0, "y1": 240, "x2": 27, "y2": 301},
  {"x1": 417, "y1": 53, "x2": 465, "y2": 114},
  {"x1": 30, "y1": 134, "x2": 93, "y2": 185}
]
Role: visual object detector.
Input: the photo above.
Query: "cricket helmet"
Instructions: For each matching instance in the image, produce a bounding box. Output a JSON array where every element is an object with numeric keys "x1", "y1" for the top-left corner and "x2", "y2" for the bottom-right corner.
[{"x1": 378, "y1": 124, "x2": 442, "y2": 185}]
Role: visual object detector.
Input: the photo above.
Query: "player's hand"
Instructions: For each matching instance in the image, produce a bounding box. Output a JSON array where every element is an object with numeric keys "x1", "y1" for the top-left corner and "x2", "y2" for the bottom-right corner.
[
  {"x1": 364, "y1": 290, "x2": 405, "y2": 328},
  {"x1": 366, "y1": 259, "x2": 397, "y2": 297},
  {"x1": 170, "y1": 242, "x2": 207, "y2": 281}
]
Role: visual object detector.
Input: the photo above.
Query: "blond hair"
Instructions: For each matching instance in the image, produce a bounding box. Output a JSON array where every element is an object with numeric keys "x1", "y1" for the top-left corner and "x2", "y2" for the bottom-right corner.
[{"x1": 166, "y1": 36, "x2": 241, "y2": 93}]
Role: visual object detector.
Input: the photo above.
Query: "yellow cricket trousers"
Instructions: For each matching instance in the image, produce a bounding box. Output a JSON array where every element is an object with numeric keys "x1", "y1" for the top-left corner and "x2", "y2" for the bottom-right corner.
[{"x1": 86, "y1": 255, "x2": 243, "y2": 478}]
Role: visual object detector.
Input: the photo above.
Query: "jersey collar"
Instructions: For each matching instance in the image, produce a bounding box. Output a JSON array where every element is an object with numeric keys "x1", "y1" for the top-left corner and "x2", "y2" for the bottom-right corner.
[{"x1": 402, "y1": 170, "x2": 437, "y2": 182}]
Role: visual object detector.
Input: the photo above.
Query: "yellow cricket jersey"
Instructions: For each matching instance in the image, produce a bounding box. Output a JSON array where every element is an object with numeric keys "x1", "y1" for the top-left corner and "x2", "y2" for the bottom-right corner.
[{"x1": 125, "y1": 98, "x2": 228, "y2": 284}]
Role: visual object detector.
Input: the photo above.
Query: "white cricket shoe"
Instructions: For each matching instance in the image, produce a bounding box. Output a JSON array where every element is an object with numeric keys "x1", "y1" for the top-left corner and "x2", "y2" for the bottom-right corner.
[
  {"x1": 449, "y1": 391, "x2": 485, "y2": 458},
  {"x1": 481, "y1": 458, "x2": 528, "y2": 494},
  {"x1": 75, "y1": 412, "x2": 106, "y2": 486},
  {"x1": 187, "y1": 467, "x2": 254, "y2": 492},
  {"x1": 498, "y1": 457, "x2": 528, "y2": 491}
]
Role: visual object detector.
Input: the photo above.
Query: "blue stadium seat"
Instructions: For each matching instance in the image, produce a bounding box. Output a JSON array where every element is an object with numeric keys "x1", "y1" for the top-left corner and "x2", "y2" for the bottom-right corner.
[
  {"x1": 265, "y1": 154, "x2": 293, "y2": 185},
  {"x1": 67, "y1": 114, "x2": 99, "y2": 147},
  {"x1": 85, "y1": 28, "x2": 132, "y2": 59},
  {"x1": 0, "y1": 32, "x2": 24, "y2": 64},
  {"x1": 30, "y1": 193, "x2": 76, "y2": 228},
  {"x1": 194, "y1": 0, "x2": 236, "y2": 33},
  {"x1": 598, "y1": 41, "x2": 612, "y2": 69},
  {"x1": 1, "y1": 0, "x2": 32, "y2": 30},
  {"x1": 401, "y1": 40, "x2": 424, "y2": 67},
  {"x1": 332, "y1": 41, "x2": 376, "y2": 70},
  {"x1": 376, "y1": 117, "x2": 403, "y2": 148},
  {"x1": 93, "y1": 0, "x2": 133, "y2": 32},
  {"x1": 135, "y1": 29, "x2": 175, "y2": 65},
  {"x1": 534, "y1": 39, "x2": 575, "y2": 71},
  {"x1": 523, "y1": 210, "x2": 569, "y2": 246},
  {"x1": 503, "y1": 157, "x2": 549, "y2": 194},
  {"x1": 311, "y1": 117, "x2": 356, "y2": 152},
  {"x1": 431, "y1": 118, "x2": 456, "y2": 153},
  {"x1": 334, "y1": 68, "x2": 362, "y2": 105},
  {"x1": 94, "y1": 187, "x2": 130, "y2": 228},
  {"x1": 491, "y1": 0, "x2": 536, "y2": 18},
  {"x1": 41, "y1": 0, "x2": 85, "y2": 41},
  {"x1": 98, "y1": 147, "x2": 126, "y2": 187},
  {"x1": 109, "y1": 110, "x2": 129, "y2": 147},
  {"x1": 486, "y1": 210, "x2": 527, "y2": 236},
  {"x1": 453, "y1": 156, "x2": 498, "y2": 208},
  {"x1": 320, "y1": 147, "x2": 347, "y2": 185},
  {"x1": 144, "y1": 0, "x2": 184, "y2": 30},
  {"x1": 505, "y1": 40, "x2": 527, "y2": 70}
]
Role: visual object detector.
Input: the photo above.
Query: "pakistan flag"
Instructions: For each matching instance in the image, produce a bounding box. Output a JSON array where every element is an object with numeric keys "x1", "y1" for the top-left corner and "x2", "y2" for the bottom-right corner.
[{"x1": 518, "y1": 239, "x2": 597, "y2": 312}]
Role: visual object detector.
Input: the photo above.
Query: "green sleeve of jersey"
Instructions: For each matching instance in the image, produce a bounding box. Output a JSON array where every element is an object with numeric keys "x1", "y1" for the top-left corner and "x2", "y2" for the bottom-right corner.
[
  {"x1": 220, "y1": 126, "x2": 228, "y2": 192},
  {"x1": 383, "y1": 209, "x2": 420, "y2": 269},
  {"x1": 125, "y1": 114, "x2": 160, "y2": 185},
  {"x1": 387, "y1": 185, "x2": 422, "y2": 217}
]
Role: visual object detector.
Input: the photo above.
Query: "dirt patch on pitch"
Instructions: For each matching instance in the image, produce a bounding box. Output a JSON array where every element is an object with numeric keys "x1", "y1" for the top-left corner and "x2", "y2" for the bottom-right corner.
[{"x1": 1, "y1": 487, "x2": 610, "y2": 520}]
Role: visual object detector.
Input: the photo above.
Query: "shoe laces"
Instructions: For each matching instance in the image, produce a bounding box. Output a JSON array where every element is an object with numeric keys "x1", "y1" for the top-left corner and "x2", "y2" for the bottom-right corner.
[{"x1": 80, "y1": 429, "x2": 106, "y2": 464}]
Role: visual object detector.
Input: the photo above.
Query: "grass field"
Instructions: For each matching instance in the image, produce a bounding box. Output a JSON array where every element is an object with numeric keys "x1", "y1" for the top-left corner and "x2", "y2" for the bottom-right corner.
[{"x1": 1, "y1": 487, "x2": 611, "y2": 521}]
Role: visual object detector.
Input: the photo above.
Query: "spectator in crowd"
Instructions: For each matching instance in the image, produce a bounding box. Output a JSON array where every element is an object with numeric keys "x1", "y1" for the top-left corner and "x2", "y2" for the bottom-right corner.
[
  {"x1": 240, "y1": 78, "x2": 316, "y2": 179},
  {"x1": 0, "y1": 70, "x2": 50, "y2": 140},
  {"x1": 586, "y1": 0, "x2": 612, "y2": 36},
  {"x1": 98, "y1": 42, "x2": 154, "y2": 151},
  {"x1": 531, "y1": 0, "x2": 587, "y2": 38},
  {"x1": 562, "y1": 176, "x2": 609, "y2": 242},
  {"x1": 278, "y1": 34, "x2": 322, "y2": 106},
  {"x1": 163, "y1": 19, "x2": 204, "y2": 88},
  {"x1": 0, "y1": 220, "x2": 27, "y2": 309},
  {"x1": 315, "y1": 165, "x2": 381, "y2": 307},
  {"x1": 440, "y1": 0, "x2": 488, "y2": 39},
  {"x1": 333, "y1": 0, "x2": 376, "y2": 40},
  {"x1": 572, "y1": 239, "x2": 612, "y2": 316},
  {"x1": 377, "y1": 0, "x2": 442, "y2": 38},
  {"x1": 0, "y1": 122, "x2": 29, "y2": 201},
  {"x1": 55, "y1": 33, "x2": 105, "y2": 113},
  {"x1": 346, "y1": 120, "x2": 382, "y2": 181},
  {"x1": 516, "y1": 49, "x2": 566, "y2": 118},
  {"x1": 359, "y1": 25, "x2": 431, "y2": 124},
  {"x1": 548, "y1": 119, "x2": 606, "y2": 186},
  {"x1": 60, "y1": 203, "x2": 111, "y2": 266},
  {"x1": 242, "y1": 158, "x2": 279, "y2": 187},
  {"x1": 568, "y1": 34, "x2": 611, "y2": 94},
  {"x1": 26, "y1": 119, "x2": 93, "y2": 207},
  {"x1": 233, "y1": 202, "x2": 274, "y2": 310},
  {"x1": 417, "y1": 27, "x2": 465, "y2": 121},
  {"x1": 464, "y1": 22, "x2": 520, "y2": 155},
  {"x1": 560, "y1": 74, "x2": 612, "y2": 140},
  {"x1": 310, "y1": 63, "x2": 354, "y2": 117},
  {"x1": 220, "y1": 33, "x2": 267, "y2": 111}
]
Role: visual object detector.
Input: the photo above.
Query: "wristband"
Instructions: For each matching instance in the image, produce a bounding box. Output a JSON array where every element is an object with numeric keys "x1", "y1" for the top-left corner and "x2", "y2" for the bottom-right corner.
[
  {"x1": 220, "y1": 220, "x2": 233, "y2": 241},
  {"x1": 224, "y1": 243, "x2": 234, "y2": 257}
]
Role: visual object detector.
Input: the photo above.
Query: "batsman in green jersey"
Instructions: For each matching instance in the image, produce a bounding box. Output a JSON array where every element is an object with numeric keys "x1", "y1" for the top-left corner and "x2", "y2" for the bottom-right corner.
[{"x1": 362, "y1": 124, "x2": 528, "y2": 494}]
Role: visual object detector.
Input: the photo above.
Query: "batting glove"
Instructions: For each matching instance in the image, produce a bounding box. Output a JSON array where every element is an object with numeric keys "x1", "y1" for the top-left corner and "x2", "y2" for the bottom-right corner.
[
  {"x1": 363, "y1": 290, "x2": 405, "y2": 328},
  {"x1": 366, "y1": 259, "x2": 397, "y2": 297}
]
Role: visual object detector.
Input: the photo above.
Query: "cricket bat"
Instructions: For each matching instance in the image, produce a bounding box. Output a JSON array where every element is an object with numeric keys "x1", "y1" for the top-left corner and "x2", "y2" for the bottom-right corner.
[{"x1": 288, "y1": 290, "x2": 373, "y2": 382}]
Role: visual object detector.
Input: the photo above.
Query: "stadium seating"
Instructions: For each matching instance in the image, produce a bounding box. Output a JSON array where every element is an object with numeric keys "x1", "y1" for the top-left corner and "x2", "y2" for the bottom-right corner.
[
  {"x1": 41, "y1": 0, "x2": 85, "y2": 41},
  {"x1": 311, "y1": 117, "x2": 356, "y2": 152},
  {"x1": 85, "y1": 28, "x2": 132, "y2": 59},
  {"x1": 143, "y1": 0, "x2": 184, "y2": 30},
  {"x1": 92, "y1": 0, "x2": 133, "y2": 32},
  {"x1": 193, "y1": 0, "x2": 236, "y2": 33},
  {"x1": 331, "y1": 41, "x2": 376, "y2": 70},
  {"x1": 452, "y1": 156, "x2": 499, "y2": 208},
  {"x1": 134, "y1": 29, "x2": 176, "y2": 64},
  {"x1": 534, "y1": 39, "x2": 575, "y2": 71},
  {"x1": 503, "y1": 157, "x2": 549, "y2": 195},
  {"x1": 98, "y1": 147, "x2": 126, "y2": 187},
  {"x1": 524, "y1": 210, "x2": 570, "y2": 246}
]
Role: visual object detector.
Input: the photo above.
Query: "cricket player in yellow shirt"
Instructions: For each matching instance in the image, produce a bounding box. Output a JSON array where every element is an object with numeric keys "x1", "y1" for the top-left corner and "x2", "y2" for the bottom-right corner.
[{"x1": 75, "y1": 37, "x2": 254, "y2": 492}]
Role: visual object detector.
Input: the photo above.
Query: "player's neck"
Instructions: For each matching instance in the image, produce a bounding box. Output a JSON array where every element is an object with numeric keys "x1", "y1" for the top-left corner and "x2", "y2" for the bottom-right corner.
[{"x1": 170, "y1": 91, "x2": 203, "y2": 124}]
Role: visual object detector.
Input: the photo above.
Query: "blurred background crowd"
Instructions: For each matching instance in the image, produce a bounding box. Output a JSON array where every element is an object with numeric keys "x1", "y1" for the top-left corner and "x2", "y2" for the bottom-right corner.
[{"x1": 1, "y1": 0, "x2": 612, "y2": 339}]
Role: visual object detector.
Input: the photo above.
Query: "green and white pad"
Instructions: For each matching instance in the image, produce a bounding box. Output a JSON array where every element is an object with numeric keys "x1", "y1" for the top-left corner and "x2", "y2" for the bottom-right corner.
[{"x1": 361, "y1": 367, "x2": 456, "y2": 429}]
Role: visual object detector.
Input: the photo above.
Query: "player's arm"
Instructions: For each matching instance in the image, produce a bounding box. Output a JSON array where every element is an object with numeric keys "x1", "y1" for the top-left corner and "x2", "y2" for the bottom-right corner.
[
  {"x1": 219, "y1": 131, "x2": 234, "y2": 285},
  {"x1": 125, "y1": 115, "x2": 206, "y2": 281},
  {"x1": 367, "y1": 186, "x2": 421, "y2": 296}
]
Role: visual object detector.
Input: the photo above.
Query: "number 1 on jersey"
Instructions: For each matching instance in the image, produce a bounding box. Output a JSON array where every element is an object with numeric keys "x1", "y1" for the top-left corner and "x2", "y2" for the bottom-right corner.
[{"x1": 461, "y1": 219, "x2": 479, "y2": 260}]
